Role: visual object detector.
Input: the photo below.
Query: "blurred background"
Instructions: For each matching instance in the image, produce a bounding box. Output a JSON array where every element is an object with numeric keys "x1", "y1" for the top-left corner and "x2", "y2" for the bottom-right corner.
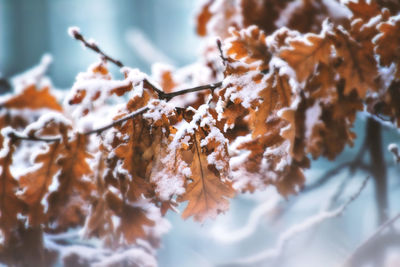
[
  {"x1": 1, "y1": 1, "x2": 400, "y2": 267},
  {"x1": 0, "y1": 0, "x2": 199, "y2": 88}
]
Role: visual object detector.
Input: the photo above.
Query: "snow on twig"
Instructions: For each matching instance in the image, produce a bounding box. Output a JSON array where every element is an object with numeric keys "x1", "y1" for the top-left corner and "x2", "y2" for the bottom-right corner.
[
  {"x1": 222, "y1": 176, "x2": 370, "y2": 266},
  {"x1": 342, "y1": 212, "x2": 400, "y2": 267},
  {"x1": 11, "y1": 54, "x2": 53, "y2": 92},
  {"x1": 211, "y1": 194, "x2": 281, "y2": 243}
]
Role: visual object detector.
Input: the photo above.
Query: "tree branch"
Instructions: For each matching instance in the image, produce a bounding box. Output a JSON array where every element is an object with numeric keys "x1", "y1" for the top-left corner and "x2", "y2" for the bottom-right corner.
[
  {"x1": 366, "y1": 117, "x2": 388, "y2": 224},
  {"x1": 9, "y1": 28, "x2": 224, "y2": 143},
  {"x1": 9, "y1": 106, "x2": 149, "y2": 143},
  {"x1": 84, "y1": 106, "x2": 149, "y2": 135},
  {"x1": 342, "y1": 212, "x2": 400, "y2": 267},
  {"x1": 69, "y1": 27, "x2": 124, "y2": 68},
  {"x1": 219, "y1": 177, "x2": 370, "y2": 267},
  {"x1": 69, "y1": 27, "x2": 223, "y2": 101}
]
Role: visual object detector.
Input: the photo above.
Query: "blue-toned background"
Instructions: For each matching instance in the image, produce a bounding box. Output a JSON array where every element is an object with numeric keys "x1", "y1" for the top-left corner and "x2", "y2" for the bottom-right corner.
[{"x1": 0, "y1": 0, "x2": 199, "y2": 88}]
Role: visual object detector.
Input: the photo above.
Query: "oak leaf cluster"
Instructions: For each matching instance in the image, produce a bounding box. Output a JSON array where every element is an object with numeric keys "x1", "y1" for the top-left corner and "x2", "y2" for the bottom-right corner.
[{"x1": 0, "y1": 0, "x2": 400, "y2": 265}]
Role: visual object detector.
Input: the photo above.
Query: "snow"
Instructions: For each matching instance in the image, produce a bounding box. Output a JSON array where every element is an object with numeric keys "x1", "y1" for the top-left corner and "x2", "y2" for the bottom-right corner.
[
  {"x1": 322, "y1": 0, "x2": 352, "y2": 19},
  {"x1": 206, "y1": 0, "x2": 243, "y2": 37},
  {"x1": 225, "y1": 177, "x2": 369, "y2": 265},
  {"x1": 0, "y1": 131, "x2": 13, "y2": 159},
  {"x1": 211, "y1": 192, "x2": 281, "y2": 243},
  {"x1": 67, "y1": 26, "x2": 81, "y2": 38},
  {"x1": 151, "y1": 166, "x2": 186, "y2": 201},
  {"x1": 275, "y1": 0, "x2": 303, "y2": 28},
  {"x1": 143, "y1": 99, "x2": 175, "y2": 123},
  {"x1": 23, "y1": 112, "x2": 71, "y2": 137},
  {"x1": 304, "y1": 102, "x2": 322, "y2": 141},
  {"x1": 64, "y1": 63, "x2": 149, "y2": 125},
  {"x1": 11, "y1": 54, "x2": 53, "y2": 93},
  {"x1": 388, "y1": 143, "x2": 398, "y2": 152}
]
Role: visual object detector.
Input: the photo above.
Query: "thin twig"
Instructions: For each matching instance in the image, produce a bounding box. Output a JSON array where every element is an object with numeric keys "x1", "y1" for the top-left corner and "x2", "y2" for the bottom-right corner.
[
  {"x1": 69, "y1": 28, "x2": 124, "y2": 68},
  {"x1": 304, "y1": 161, "x2": 369, "y2": 192},
  {"x1": 10, "y1": 107, "x2": 149, "y2": 143},
  {"x1": 219, "y1": 177, "x2": 370, "y2": 266},
  {"x1": 84, "y1": 106, "x2": 149, "y2": 135},
  {"x1": 160, "y1": 82, "x2": 222, "y2": 101},
  {"x1": 9, "y1": 29, "x2": 225, "y2": 143},
  {"x1": 69, "y1": 27, "x2": 223, "y2": 100}
]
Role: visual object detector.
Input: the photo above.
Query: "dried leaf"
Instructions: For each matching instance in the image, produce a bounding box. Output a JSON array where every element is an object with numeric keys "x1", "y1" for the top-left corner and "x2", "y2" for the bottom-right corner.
[
  {"x1": 46, "y1": 134, "x2": 94, "y2": 231},
  {"x1": 4, "y1": 85, "x2": 62, "y2": 111},
  {"x1": 0, "y1": 138, "x2": 27, "y2": 242},
  {"x1": 179, "y1": 132, "x2": 234, "y2": 222},
  {"x1": 280, "y1": 32, "x2": 333, "y2": 82},
  {"x1": 19, "y1": 142, "x2": 61, "y2": 226},
  {"x1": 331, "y1": 28, "x2": 378, "y2": 97},
  {"x1": 375, "y1": 16, "x2": 400, "y2": 71}
]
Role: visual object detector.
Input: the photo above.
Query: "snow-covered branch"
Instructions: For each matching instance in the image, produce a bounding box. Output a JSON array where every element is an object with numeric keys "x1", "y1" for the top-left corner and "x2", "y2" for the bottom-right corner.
[{"x1": 222, "y1": 177, "x2": 370, "y2": 266}]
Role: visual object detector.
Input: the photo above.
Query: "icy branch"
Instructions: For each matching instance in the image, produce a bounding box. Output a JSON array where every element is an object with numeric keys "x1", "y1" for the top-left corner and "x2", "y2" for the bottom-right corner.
[
  {"x1": 342, "y1": 212, "x2": 400, "y2": 267},
  {"x1": 69, "y1": 27, "x2": 223, "y2": 101},
  {"x1": 211, "y1": 196, "x2": 281, "y2": 243},
  {"x1": 9, "y1": 106, "x2": 149, "y2": 142},
  {"x1": 224, "y1": 177, "x2": 370, "y2": 266}
]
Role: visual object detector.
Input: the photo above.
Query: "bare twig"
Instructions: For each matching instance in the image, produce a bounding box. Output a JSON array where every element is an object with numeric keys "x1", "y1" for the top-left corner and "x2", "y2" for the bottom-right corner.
[
  {"x1": 8, "y1": 28, "x2": 224, "y2": 143},
  {"x1": 157, "y1": 82, "x2": 222, "y2": 101},
  {"x1": 69, "y1": 27, "x2": 223, "y2": 101},
  {"x1": 84, "y1": 106, "x2": 149, "y2": 135},
  {"x1": 9, "y1": 106, "x2": 149, "y2": 143},
  {"x1": 217, "y1": 39, "x2": 227, "y2": 65},
  {"x1": 304, "y1": 161, "x2": 369, "y2": 193},
  {"x1": 366, "y1": 118, "x2": 388, "y2": 224},
  {"x1": 69, "y1": 27, "x2": 124, "y2": 68}
]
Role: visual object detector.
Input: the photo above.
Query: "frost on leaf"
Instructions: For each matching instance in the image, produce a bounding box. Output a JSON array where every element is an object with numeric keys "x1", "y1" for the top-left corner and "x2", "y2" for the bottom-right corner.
[
  {"x1": 330, "y1": 27, "x2": 379, "y2": 97},
  {"x1": 347, "y1": 0, "x2": 381, "y2": 21},
  {"x1": 233, "y1": 70, "x2": 307, "y2": 195},
  {"x1": 46, "y1": 134, "x2": 94, "y2": 232},
  {"x1": 375, "y1": 15, "x2": 400, "y2": 78},
  {"x1": 0, "y1": 135, "x2": 27, "y2": 242},
  {"x1": 176, "y1": 104, "x2": 234, "y2": 222},
  {"x1": 280, "y1": 26, "x2": 333, "y2": 82},
  {"x1": 218, "y1": 26, "x2": 271, "y2": 132},
  {"x1": 105, "y1": 191, "x2": 155, "y2": 245},
  {"x1": 19, "y1": 142, "x2": 61, "y2": 226}
]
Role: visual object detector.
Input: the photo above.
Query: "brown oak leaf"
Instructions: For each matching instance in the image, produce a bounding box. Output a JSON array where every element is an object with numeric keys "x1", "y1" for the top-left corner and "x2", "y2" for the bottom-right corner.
[
  {"x1": 46, "y1": 134, "x2": 94, "y2": 231},
  {"x1": 19, "y1": 142, "x2": 61, "y2": 226},
  {"x1": 3, "y1": 85, "x2": 62, "y2": 111},
  {"x1": 0, "y1": 138, "x2": 27, "y2": 242},
  {"x1": 280, "y1": 30, "x2": 333, "y2": 82},
  {"x1": 179, "y1": 131, "x2": 234, "y2": 222}
]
